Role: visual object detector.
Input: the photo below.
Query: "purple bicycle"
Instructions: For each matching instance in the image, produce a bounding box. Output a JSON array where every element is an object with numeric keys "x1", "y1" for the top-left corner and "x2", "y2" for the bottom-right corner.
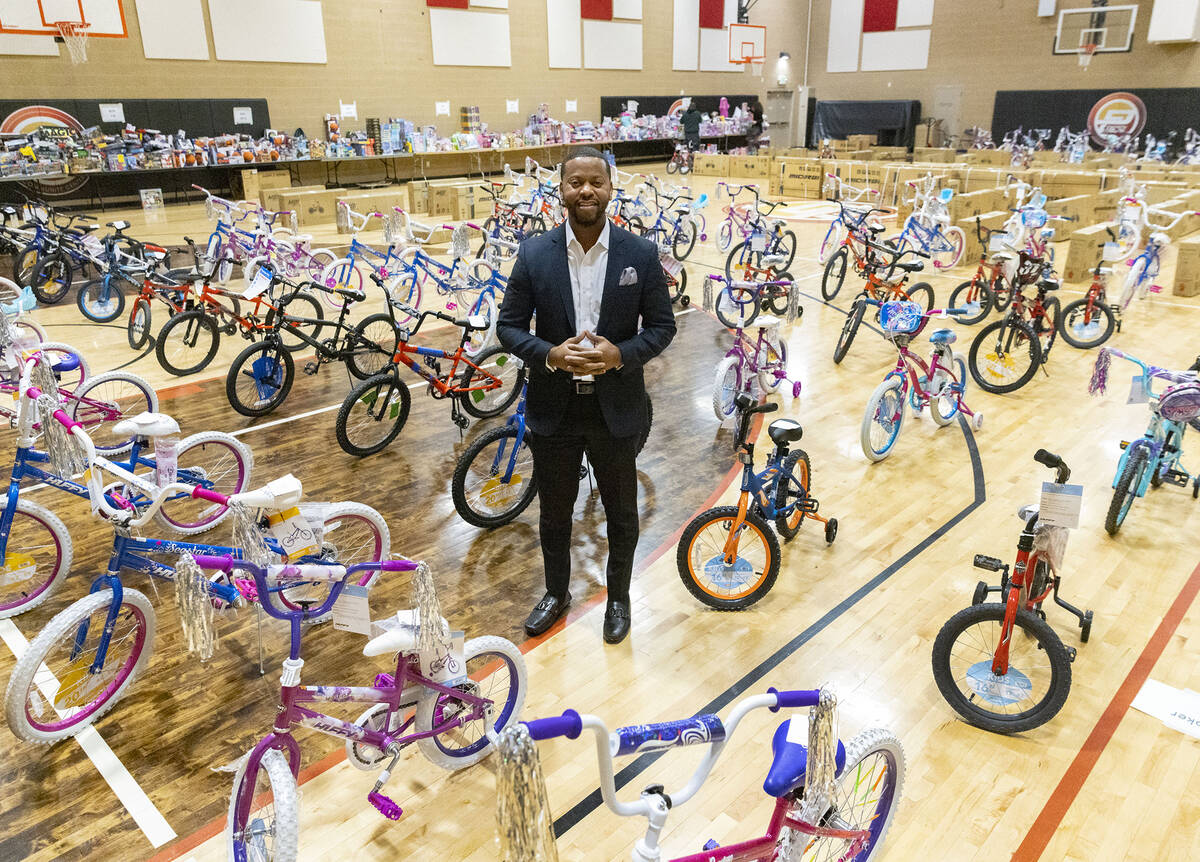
[{"x1": 186, "y1": 554, "x2": 527, "y2": 862}]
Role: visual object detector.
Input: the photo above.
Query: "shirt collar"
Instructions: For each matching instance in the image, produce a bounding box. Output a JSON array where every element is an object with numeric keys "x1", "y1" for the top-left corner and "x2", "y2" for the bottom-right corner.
[{"x1": 565, "y1": 217, "x2": 610, "y2": 255}]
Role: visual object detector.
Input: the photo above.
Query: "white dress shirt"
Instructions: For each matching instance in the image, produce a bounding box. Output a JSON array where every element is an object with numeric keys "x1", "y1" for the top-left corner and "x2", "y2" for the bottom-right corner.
[{"x1": 556, "y1": 219, "x2": 611, "y2": 380}]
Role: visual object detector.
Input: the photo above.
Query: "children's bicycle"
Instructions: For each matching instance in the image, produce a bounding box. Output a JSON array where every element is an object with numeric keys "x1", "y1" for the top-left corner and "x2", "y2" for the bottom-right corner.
[
  {"x1": 820, "y1": 201, "x2": 887, "y2": 301},
  {"x1": 932, "y1": 449, "x2": 1093, "y2": 733},
  {"x1": 508, "y1": 686, "x2": 903, "y2": 862},
  {"x1": 182, "y1": 555, "x2": 526, "y2": 862},
  {"x1": 1058, "y1": 232, "x2": 1119, "y2": 350},
  {"x1": 665, "y1": 142, "x2": 694, "y2": 174},
  {"x1": 712, "y1": 311, "x2": 801, "y2": 421},
  {"x1": 861, "y1": 301, "x2": 981, "y2": 462},
  {"x1": 947, "y1": 217, "x2": 1014, "y2": 324},
  {"x1": 818, "y1": 174, "x2": 882, "y2": 264},
  {"x1": 887, "y1": 181, "x2": 965, "y2": 270},
  {"x1": 1087, "y1": 348, "x2": 1200, "y2": 536},
  {"x1": 678, "y1": 395, "x2": 836, "y2": 611},
  {"x1": 832, "y1": 244, "x2": 933, "y2": 365}
]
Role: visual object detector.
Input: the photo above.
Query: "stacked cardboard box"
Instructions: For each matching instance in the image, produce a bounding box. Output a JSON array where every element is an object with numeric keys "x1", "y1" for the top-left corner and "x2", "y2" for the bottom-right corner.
[
  {"x1": 693, "y1": 154, "x2": 729, "y2": 177},
  {"x1": 1061, "y1": 223, "x2": 1114, "y2": 282},
  {"x1": 730, "y1": 155, "x2": 771, "y2": 178},
  {"x1": 273, "y1": 187, "x2": 348, "y2": 226},
  {"x1": 913, "y1": 147, "x2": 957, "y2": 163},
  {"x1": 775, "y1": 157, "x2": 823, "y2": 198},
  {"x1": 957, "y1": 210, "x2": 1010, "y2": 263},
  {"x1": 1175, "y1": 235, "x2": 1200, "y2": 297},
  {"x1": 961, "y1": 150, "x2": 1013, "y2": 166},
  {"x1": 335, "y1": 186, "x2": 411, "y2": 233},
  {"x1": 262, "y1": 184, "x2": 327, "y2": 212},
  {"x1": 428, "y1": 179, "x2": 480, "y2": 220}
]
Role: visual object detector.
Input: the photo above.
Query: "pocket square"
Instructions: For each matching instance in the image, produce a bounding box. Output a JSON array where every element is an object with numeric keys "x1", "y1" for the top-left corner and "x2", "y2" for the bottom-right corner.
[{"x1": 619, "y1": 267, "x2": 638, "y2": 286}]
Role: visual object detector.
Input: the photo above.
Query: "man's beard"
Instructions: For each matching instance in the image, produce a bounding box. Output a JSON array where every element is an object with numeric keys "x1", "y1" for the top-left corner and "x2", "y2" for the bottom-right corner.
[{"x1": 570, "y1": 203, "x2": 605, "y2": 226}]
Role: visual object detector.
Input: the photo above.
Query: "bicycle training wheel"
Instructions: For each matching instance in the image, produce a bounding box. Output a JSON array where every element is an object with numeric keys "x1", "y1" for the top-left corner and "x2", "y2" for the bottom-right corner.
[
  {"x1": 225, "y1": 748, "x2": 299, "y2": 862},
  {"x1": 677, "y1": 505, "x2": 781, "y2": 611},
  {"x1": 335, "y1": 373, "x2": 412, "y2": 457},
  {"x1": 416, "y1": 636, "x2": 527, "y2": 770},
  {"x1": 5, "y1": 587, "x2": 155, "y2": 743},
  {"x1": 452, "y1": 425, "x2": 538, "y2": 529},
  {"x1": 931, "y1": 602, "x2": 1072, "y2": 734},
  {"x1": 0, "y1": 499, "x2": 72, "y2": 619},
  {"x1": 968, "y1": 318, "x2": 1040, "y2": 394},
  {"x1": 155, "y1": 309, "x2": 220, "y2": 376},
  {"x1": 227, "y1": 340, "x2": 295, "y2": 417},
  {"x1": 458, "y1": 347, "x2": 526, "y2": 420}
]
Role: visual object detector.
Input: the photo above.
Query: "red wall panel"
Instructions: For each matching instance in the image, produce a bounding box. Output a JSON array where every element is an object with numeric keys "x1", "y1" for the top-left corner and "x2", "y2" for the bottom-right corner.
[
  {"x1": 862, "y1": 0, "x2": 898, "y2": 32},
  {"x1": 426, "y1": 0, "x2": 470, "y2": 8},
  {"x1": 581, "y1": 0, "x2": 613, "y2": 20},
  {"x1": 698, "y1": 0, "x2": 724, "y2": 29}
]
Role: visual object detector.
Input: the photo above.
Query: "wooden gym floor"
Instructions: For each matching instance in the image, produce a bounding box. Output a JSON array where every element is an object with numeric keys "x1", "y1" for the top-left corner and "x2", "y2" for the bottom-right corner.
[{"x1": 1, "y1": 168, "x2": 1198, "y2": 862}]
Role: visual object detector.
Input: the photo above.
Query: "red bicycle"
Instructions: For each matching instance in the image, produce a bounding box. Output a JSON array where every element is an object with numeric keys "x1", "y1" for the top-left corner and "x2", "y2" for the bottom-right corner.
[{"x1": 948, "y1": 217, "x2": 1014, "y2": 324}]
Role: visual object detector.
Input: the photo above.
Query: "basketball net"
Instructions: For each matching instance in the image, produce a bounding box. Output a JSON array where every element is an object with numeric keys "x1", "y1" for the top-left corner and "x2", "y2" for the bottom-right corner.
[
  {"x1": 750, "y1": 58, "x2": 764, "y2": 77},
  {"x1": 1079, "y1": 43, "x2": 1095, "y2": 70},
  {"x1": 56, "y1": 21, "x2": 89, "y2": 64}
]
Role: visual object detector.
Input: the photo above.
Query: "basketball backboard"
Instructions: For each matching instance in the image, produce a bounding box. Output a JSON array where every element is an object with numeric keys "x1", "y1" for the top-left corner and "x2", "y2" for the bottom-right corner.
[
  {"x1": 0, "y1": 0, "x2": 127, "y2": 36},
  {"x1": 1053, "y1": 3, "x2": 1137, "y2": 54},
  {"x1": 728, "y1": 22, "x2": 766, "y2": 64}
]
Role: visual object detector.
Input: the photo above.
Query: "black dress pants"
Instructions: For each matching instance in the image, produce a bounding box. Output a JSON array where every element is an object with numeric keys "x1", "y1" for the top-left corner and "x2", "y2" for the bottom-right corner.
[{"x1": 527, "y1": 392, "x2": 640, "y2": 603}]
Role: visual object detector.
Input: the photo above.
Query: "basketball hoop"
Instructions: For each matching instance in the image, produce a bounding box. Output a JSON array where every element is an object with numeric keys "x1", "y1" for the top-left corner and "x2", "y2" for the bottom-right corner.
[
  {"x1": 55, "y1": 21, "x2": 90, "y2": 64},
  {"x1": 750, "y1": 58, "x2": 764, "y2": 77},
  {"x1": 1079, "y1": 43, "x2": 1096, "y2": 70}
]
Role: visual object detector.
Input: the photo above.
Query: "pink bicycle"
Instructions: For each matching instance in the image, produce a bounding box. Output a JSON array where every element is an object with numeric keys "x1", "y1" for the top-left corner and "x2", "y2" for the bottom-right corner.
[{"x1": 861, "y1": 300, "x2": 983, "y2": 462}]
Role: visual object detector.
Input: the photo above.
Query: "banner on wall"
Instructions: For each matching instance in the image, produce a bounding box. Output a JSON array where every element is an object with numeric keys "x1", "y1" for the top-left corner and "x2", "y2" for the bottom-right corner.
[{"x1": 991, "y1": 88, "x2": 1199, "y2": 144}]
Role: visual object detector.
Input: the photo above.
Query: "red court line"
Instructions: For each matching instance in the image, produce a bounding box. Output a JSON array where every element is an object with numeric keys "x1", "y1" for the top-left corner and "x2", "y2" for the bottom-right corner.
[
  {"x1": 148, "y1": 360, "x2": 761, "y2": 862},
  {"x1": 1012, "y1": 557, "x2": 1200, "y2": 862}
]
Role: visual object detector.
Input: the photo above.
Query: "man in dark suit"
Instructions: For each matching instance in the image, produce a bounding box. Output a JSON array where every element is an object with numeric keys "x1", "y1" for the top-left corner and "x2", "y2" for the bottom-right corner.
[{"x1": 496, "y1": 146, "x2": 676, "y2": 644}]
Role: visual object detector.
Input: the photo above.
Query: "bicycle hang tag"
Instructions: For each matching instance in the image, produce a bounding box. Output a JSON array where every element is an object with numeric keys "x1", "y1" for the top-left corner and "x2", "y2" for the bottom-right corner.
[
  {"x1": 750, "y1": 231, "x2": 766, "y2": 253},
  {"x1": 242, "y1": 263, "x2": 274, "y2": 300},
  {"x1": 267, "y1": 505, "x2": 321, "y2": 560},
  {"x1": 332, "y1": 584, "x2": 371, "y2": 635},
  {"x1": 424, "y1": 629, "x2": 466, "y2": 685},
  {"x1": 989, "y1": 233, "x2": 1014, "y2": 253},
  {"x1": 1038, "y1": 482, "x2": 1083, "y2": 529},
  {"x1": 659, "y1": 251, "x2": 683, "y2": 277},
  {"x1": 1127, "y1": 375, "x2": 1149, "y2": 405}
]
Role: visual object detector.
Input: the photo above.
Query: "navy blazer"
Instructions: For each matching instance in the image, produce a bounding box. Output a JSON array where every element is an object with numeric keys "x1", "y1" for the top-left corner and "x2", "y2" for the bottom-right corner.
[{"x1": 496, "y1": 221, "x2": 676, "y2": 438}]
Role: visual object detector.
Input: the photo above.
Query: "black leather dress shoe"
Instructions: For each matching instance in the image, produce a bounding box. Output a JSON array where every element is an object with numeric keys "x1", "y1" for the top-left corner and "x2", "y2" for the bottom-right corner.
[
  {"x1": 524, "y1": 592, "x2": 571, "y2": 636},
  {"x1": 603, "y1": 600, "x2": 631, "y2": 644}
]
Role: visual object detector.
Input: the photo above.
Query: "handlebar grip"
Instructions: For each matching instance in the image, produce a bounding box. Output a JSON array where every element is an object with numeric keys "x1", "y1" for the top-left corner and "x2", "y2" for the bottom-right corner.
[
  {"x1": 51, "y1": 408, "x2": 82, "y2": 433},
  {"x1": 190, "y1": 553, "x2": 236, "y2": 572},
  {"x1": 192, "y1": 486, "x2": 230, "y2": 505},
  {"x1": 380, "y1": 559, "x2": 419, "y2": 572},
  {"x1": 1033, "y1": 448, "x2": 1062, "y2": 469},
  {"x1": 369, "y1": 272, "x2": 385, "y2": 287},
  {"x1": 768, "y1": 687, "x2": 821, "y2": 711},
  {"x1": 524, "y1": 710, "x2": 583, "y2": 741}
]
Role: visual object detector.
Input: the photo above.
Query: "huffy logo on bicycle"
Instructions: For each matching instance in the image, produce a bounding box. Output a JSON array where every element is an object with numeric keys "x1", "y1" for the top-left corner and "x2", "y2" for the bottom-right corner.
[{"x1": 1087, "y1": 92, "x2": 1146, "y2": 147}]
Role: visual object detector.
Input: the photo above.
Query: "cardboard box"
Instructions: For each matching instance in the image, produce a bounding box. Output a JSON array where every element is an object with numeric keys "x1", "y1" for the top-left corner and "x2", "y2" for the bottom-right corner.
[
  {"x1": 274, "y1": 187, "x2": 347, "y2": 226},
  {"x1": 263, "y1": 184, "x2": 328, "y2": 212},
  {"x1": 693, "y1": 154, "x2": 729, "y2": 176},
  {"x1": 335, "y1": 186, "x2": 411, "y2": 232},
  {"x1": 258, "y1": 170, "x2": 293, "y2": 191},
  {"x1": 913, "y1": 147, "x2": 957, "y2": 163},
  {"x1": 730, "y1": 155, "x2": 771, "y2": 178},
  {"x1": 1062, "y1": 223, "x2": 1115, "y2": 282},
  {"x1": 1174, "y1": 235, "x2": 1200, "y2": 297},
  {"x1": 428, "y1": 181, "x2": 476, "y2": 219},
  {"x1": 958, "y1": 210, "x2": 1010, "y2": 263}
]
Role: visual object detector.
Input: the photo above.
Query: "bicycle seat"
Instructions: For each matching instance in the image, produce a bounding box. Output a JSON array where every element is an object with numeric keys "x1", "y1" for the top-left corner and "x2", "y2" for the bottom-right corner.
[
  {"x1": 768, "y1": 419, "x2": 803, "y2": 445},
  {"x1": 1039, "y1": 280, "x2": 1059, "y2": 291},
  {"x1": 763, "y1": 717, "x2": 846, "y2": 798},
  {"x1": 111, "y1": 412, "x2": 181, "y2": 439},
  {"x1": 893, "y1": 260, "x2": 924, "y2": 273},
  {"x1": 1018, "y1": 504, "x2": 1039, "y2": 521},
  {"x1": 332, "y1": 287, "x2": 365, "y2": 301},
  {"x1": 929, "y1": 328, "x2": 956, "y2": 345},
  {"x1": 106, "y1": 220, "x2": 130, "y2": 231},
  {"x1": 456, "y1": 315, "x2": 489, "y2": 331},
  {"x1": 755, "y1": 315, "x2": 783, "y2": 328},
  {"x1": 362, "y1": 609, "x2": 450, "y2": 657}
]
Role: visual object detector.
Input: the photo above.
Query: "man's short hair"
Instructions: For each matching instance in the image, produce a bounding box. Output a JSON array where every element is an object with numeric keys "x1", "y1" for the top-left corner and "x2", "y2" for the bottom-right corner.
[{"x1": 562, "y1": 145, "x2": 610, "y2": 176}]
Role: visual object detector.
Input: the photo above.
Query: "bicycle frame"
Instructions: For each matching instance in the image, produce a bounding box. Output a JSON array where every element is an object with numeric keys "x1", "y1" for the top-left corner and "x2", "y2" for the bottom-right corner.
[
  {"x1": 1107, "y1": 353, "x2": 1194, "y2": 500},
  {"x1": 886, "y1": 343, "x2": 976, "y2": 420}
]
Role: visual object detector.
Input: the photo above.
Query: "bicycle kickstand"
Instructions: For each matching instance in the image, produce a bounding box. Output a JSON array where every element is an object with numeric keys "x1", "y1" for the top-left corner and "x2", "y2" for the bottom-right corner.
[
  {"x1": 366, "y1": 746, "x2": 405, "y2": 821},
  {"x1": 449, "y1": 398, "x2": 469, "y2": 437}
]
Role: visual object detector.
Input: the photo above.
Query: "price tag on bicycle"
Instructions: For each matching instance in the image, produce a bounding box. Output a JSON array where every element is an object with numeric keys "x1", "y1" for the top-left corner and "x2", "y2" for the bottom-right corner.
[
  {"x1": 1128, "y1": 374, "x2": 1149, "y2": 405},
  {"x1": 1039, "y1": 481, "x2": 1083, "y2": 529},
  {"x1": 659, "y1": 253, "x2": 682, "y2": 277},
  {"x1": 242, "y1": 263, "x2": 274, "y2": 300},
  {"x1": 988, "y1": 232, "x2": 1013, "y2": 253},
  {"x1": 332, "y1": 584, "x2": 371, "y2": 635},
  {"x1": 750, "y1": 231, "x2": 766, "y2": 253}
]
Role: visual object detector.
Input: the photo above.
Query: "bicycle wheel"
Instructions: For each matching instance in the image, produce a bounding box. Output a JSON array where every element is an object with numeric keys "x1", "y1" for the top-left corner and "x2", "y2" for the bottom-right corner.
[
  {"x1": 127, "y1": 298, "x2": 152, "y2": 350},
  {"x1": 712, "y1": 355, "x2": 742, "y2": 421},
  {"x1": 155, "y1": 309, "x2": 220, "y2": 376},
  {"x1": 459, "y1": 346, "x2": 526, "y2": 420},
  {"x1": 930, "y1": 355, "x2": 967, "y2": 427},
  {"x1": 0, "y1": 499, "x2": 72, "y2": 619},
  {"x1": 724, "y1": 240, "x2": 763, "y2": 282},
  {"x1": 76, "y1": 277, "x2": 126, "y2": 322},
  {"x1": 774, "y1": 449, "x2": 811, "y2": 540},
  {"x1": 717, "y1": 221, "x2": 733, "y2": 252},
  {"x1": 35, "y1": 342, "x2": 89, "y2": 391},
  {"x1": 773, "y1": 727, "x2": 905, "y2": 862},
  {"x1": 1036, "y1": 296, "x2": 1060, "y2": 358},
  {"x1": 666, "y1": 266, "x2": 688, "y2": 305},
  {"x1": 822, "y1": 247, "x2": 849, "y2": 300},
  {"x1": 948, "y1": 278, "x2": 993, "y2": 325},
  {"x1": 67, "y1": 371, "x2": 158, "y2": 456},
  {"x1": 30, "y1": 251, "x2": 72, "y2": 304},
  {"x1": 346, "y1": 312, "x2": 400, "y2": 380},
  {"x1": 13, "y1": 243, "x2": 40, "y2": 286},
  {"x1": 968, "y1": 317, "x2": 1040, "y2": 394},
  {"x1": 11, "y1": 317, "x2": 45, "y2": 346},
  {"x1": 1058, "y1": 297, "x2": 1114, "y2": 350},
  {"x1": 931, "y1": 226, "x2": 966, "y2": 270},
  {"x1": 1105, "y1": 446, "x2": 1148, "y2": 536},
  {"x1": 5, "y1": 587, "x2": 155, "y2": 743},
  {"x1": 764, "y1": 277, "x2": 791, "y2": 316},
  {"x1": 319, "y1": 256, "x2": 364, "y2": 299},
  {"x1": 335, "y1": 373, "x2": 411, "y2": 457},
  {"x1": 153, "y1": 432, "x2": 254, "y2": 534},
  {"x1": 818, "y1": 221, "x2": 847, "y2": 264},
  {"x1": 672, "y1": 219, "x2": 698, "y2": 261},
  {"x1": 227, "y1": 340, "x2": 295, "y2": 417},
  {"x1": 991, "y1": 271, "x2": 1012, "y2": 312},
  {"x1": 715, "y1": 285, "x2": 760, "y2": 328},
  {"x1": 677, "y1": 505, "x2": 780, "y2": 610},
  {"x1": 771, "y1": 229, "x2": 798, "y2": 271},
  {"x1": 416, "y1": 635, "x2": 527, "y2": 770},
  {"x1": 903, "y1": 281, "x2": 935, "y2": 312},
  {"x1": 452, "y1": 426, "x2": 537, "y2": 528},
  {"x1": 225, "y1": 747, "x2": 299, "y2": 862},
  {"x1": 861, "y1": 377, "x2": 906, "y2": 462},
  {"x1": 931, "y1": 602, "x2": 1072, "y2": 734},
  {"x1": 386, "y1": 274, "x2": 423, "y2": 326},
  {"x1": 833, "y1": 299, "x2": 866, "y2": 365},
  {"x1": 266, "y1": 291, "x2": 324, "y2": 353},
  {"x1": 464, "y1": 291, "x2": 498, "y2": 357}
]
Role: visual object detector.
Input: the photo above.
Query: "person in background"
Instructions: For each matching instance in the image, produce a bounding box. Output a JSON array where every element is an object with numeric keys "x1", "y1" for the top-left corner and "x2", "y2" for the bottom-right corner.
[
  {"x1": 747, "y1": 97, "x2": 765, "y2": 154},
  {"x1": 681, "y1": 98, "x2": 703, "y2": 152}
]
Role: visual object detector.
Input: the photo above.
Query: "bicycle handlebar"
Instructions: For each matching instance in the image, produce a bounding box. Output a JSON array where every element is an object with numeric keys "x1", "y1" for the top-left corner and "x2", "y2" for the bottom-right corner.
[{"x1": 1033, "y1": 449, "x2": 1071, "y2": 485}]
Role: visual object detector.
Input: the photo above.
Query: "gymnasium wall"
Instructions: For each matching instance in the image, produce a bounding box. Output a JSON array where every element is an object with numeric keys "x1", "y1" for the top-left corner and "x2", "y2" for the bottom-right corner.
[
  {"x1": 794, "y1": 1, "x2": 1200, "y2": 139},
  {"x1": 0, "y1": 0, "x2": 799, "y2": 135}
]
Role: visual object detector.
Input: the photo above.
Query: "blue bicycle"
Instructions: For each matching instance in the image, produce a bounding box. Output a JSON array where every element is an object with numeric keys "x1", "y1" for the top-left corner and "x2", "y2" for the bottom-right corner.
[
  {"x1": 888, "y1": 186, "x2": 965, "y2": 271},
  {"x1": 1089, "y1": 348, "x2": 1200, "y2": 536}
]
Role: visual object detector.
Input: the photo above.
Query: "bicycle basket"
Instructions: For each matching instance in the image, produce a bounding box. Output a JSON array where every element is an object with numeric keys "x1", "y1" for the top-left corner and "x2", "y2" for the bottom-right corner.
[
  {"x1": 1021, "y1": 208, "x2": 1048, "y2": 230},
  {"x1": 1159, "y1": 381, "x2": 1200, "y2": 422},
  {"x1": 879, "y1": 300, "x2": 923, "y2": 334}
]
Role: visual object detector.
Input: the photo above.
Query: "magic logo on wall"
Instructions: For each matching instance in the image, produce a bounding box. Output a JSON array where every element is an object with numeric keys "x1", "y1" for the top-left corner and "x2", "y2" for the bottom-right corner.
[
  {"x1": 827, "y1": 0, "x2": 934, "y2": 73},
  {"x1": 1087, "y1": 91, "x2": 1146, "y2": 146},
  {"x1": 0, "y1": 105, "x2": 88, "y2": 196}
]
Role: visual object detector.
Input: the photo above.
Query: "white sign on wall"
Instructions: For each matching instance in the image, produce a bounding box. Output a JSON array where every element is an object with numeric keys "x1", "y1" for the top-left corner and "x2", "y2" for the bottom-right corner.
[
  {"x1": 565, "y1": 99, "x2": 578, "y2": 113},
  {"x1": 233, "y1": 106, "x2": 253, "y2": 125},
  {"x1": 339, "y1": 100, "x2": 357, "y2": 120},
  {"x1": 506, "y1": 99, "x2": 520, "y2": 114},
  {"x1": 99, "y1": 103, "x2": 125, "y2": 123},
  {"x1": 435, "y1": 101, "x2": 451, "y2": 117}
]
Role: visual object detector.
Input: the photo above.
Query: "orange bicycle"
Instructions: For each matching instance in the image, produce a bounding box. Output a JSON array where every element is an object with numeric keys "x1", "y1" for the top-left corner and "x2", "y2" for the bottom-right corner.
[{"x1": 833, "y1": 242, "x2": 934, "y2": 364}]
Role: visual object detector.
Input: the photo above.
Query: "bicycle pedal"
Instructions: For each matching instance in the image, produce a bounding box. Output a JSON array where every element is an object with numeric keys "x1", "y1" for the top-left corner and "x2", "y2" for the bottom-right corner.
[
  {"x1": 373, "y1": 672, "x2": 395, "y2": 688},
  {"x1": 453, "y1": 413, "x2": 469, "y2": 429},
  {"x1": 368, "y1": 791, "x2": 403, "y2": 821},
  {"x1": 796, "y1": 498, "x2": 820, "y2": 514},
  {"x1": 1065, "y1": 646, "x2": 1077, "y2": 663},
  {"x1": 1163, "y1": 469, "x2": 1189, "y2": 487},
  {"x1": 303, "y1": 362, "x2": 319, "y2": 375}
]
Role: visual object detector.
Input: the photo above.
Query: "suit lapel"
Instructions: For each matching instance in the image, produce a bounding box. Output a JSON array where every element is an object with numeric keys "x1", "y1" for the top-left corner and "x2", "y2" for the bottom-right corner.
[
  {"x1": 596, "y1": 224, "x2": 625, "y2": 335},
  {"x1": 548, "y1": 224, "x2": 575, "y2": 332}
]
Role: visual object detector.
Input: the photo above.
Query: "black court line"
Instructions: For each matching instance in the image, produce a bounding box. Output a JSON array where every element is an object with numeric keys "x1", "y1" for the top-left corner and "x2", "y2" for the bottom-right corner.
[{"x1": 553, "y1": 410, "x2": 986, "y2": 837}]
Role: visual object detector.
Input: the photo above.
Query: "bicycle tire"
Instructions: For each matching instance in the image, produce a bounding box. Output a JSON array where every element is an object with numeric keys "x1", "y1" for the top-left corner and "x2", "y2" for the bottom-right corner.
[
  {"x1": 127, "y1": 298, "x2": 152, "y2": 350},
  {"x1": 345, "y1": 312, "x2": 400, "y2": 380},
  {"x1": 415, "y1": 635, "x2": 528, "y2": 770},
  {"x1": 464, "y1": 291, "x2": 498, "y2": 357},
  {"x1": 1058, "y1": 297, "x2": 1115, "y2": 350},
  {"x1": 764, "y1": 276, "x2": 791, "y2": 316},
  {"x1": 932, "y1": 225, "x2": 966, "y2": 270},
  {"x1": 833, "y1": 299, "x2": 866, "y2": 364},
  {"x1": 774, "y1": 449, "x2": 811, "y2": 540},
  {"x1": 931, "y1": 602, "x2": 1072, "y2": 734},
  {"x1": 5, "y1": 587, "x2": 155, "y2": 743},
  {"x1": 266, "y1": 290, "x2": 325, "y2": 353},
  {"x1": 818, "y1": 221, "x2": 848, "y2": 264},
  {"x1": 903, "y1": 281, "x2": 935, "y2": 312},
  {"x1": 968, "y1": 317, "x2": 1040, "y2": 394},
  {"x1": 991, "y1": 271, "x2": 1013, "y2": 312},
  {"x1": 67, "y1": 371, "x2": 158, "y2": 456},
  {"x1": 672, "y1": 219, "x2": 698, "y2": 261},
  {"x1": 1105, "y1": 446, "x2": 1148, "y2": 536},
  {"x1": 822, "y1": 246, "x2": 849, "y2": 300},
  {"x1": 712, "y1": 355, "x2": 742, "y2": 421},
  {"x1": 715, "y1": 285, "x2": 760, "y2": 328},
  {"x1": 225, "y1": 747, "x2": 299, "y2": 862},
  {"x1": 948, "y1": 278, "x2": 993, "y2": 325},
  {"x1": 227, "y1": 340, "x2": 295, "y2": 417},
  {"x1": 459, "y1": 347, "x2": 527, "y2": 420},
  {"x1": 155, "y1": 309, "x2": 220, "y2": 376},
  {"x1": 717, "y1": 221, "x2": 733, "y2": 252},
  {"x1": 1036, "y1": 296, "x2": 1060, "y2": 359},
  {"x1": 13, "y1": 243, "x2": 40, "y2": 286},
  {"x1": 76, "y1": 277, "x2": 126, "y2": 322},
  {"x1": 666, "y1": 266, "x2": 688, "y2": 304},
  {"x1": 30, "y1": 250, "x2": 72, "y2": 304},
  {"x1": 861, "y1": 376, "x2": 906, "y2": 462},
  {"x1": 152, "y1": 432, "x2": 254, "y2": 534},
  {"x1": 677, "y1": 505, "x2": 780, "y2": 610},
  {"x1": 335, "y1": 373, "x2": 412, "y2": 457},
  {"x1": 724, "y1": 240, "x2": 763, "y2": 282},
  {"x1": 452, "y1": 425, "x2": 538, "y2": 528},
  {"x1": 0, "y1": 499, "x2": 73, "y2": 619},
  {"x1": 772, "y1": 229, "x2": 798, "y2": 271}
]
